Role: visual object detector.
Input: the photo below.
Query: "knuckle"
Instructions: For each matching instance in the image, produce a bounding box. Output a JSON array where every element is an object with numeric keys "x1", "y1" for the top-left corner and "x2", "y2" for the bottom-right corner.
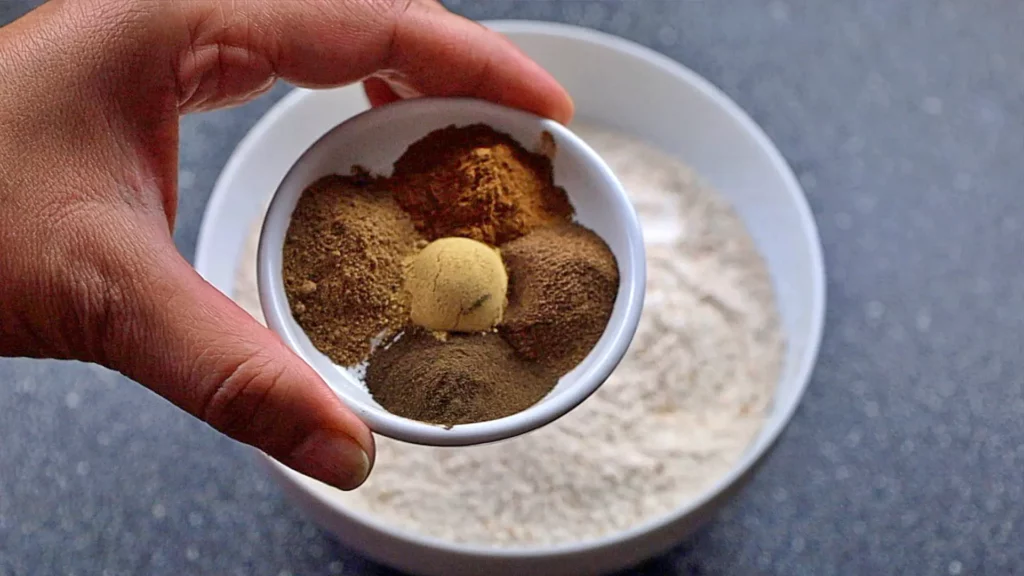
[
  {"x1": 361, "y1": 0, "x2": 417, "y2": 18},
  {"x1": 198, "y1": 354, "x2": 290, "y2": 447},
  {"x1": 356, "y1": 0, "x2": 422, "y2": 34},
  {"x1": 393, "y1": 0, "x2": 420, "y2": 16},
  {"x1": 173, "y1": 0, "x2": 279, "y2": 111}
]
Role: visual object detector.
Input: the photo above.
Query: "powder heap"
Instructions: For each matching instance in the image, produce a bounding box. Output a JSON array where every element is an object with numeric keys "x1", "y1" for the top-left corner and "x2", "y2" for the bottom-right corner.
[
  {"x1": 405, "y1": 237, "x2": 508, "y2": 333},
  {"x1": 365, "y1": 330, "x2": 556, "y2": 427},
  {"x1": 500, "y1": 223, "x2": 620, "y2": 374},
  {"x1": 390, "y1": 124, "x2": 575, "y2": 245},
  {"x1": 282, "y1": 174, "x2": 422, "y2": 366},
  {"x1": 238, "y1": 124, "x2": 784, "y2": 547}
]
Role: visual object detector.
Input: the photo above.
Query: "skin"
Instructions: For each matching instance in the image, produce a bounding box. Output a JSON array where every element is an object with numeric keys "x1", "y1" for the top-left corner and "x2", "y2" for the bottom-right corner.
[{"x1": 0, "y1": 0, "x2": 572, "y2": 490}]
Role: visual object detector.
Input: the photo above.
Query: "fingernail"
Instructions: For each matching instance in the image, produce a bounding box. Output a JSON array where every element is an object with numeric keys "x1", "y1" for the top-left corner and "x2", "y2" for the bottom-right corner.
[
  {"x1": 559, "y1": 93, "x2": 576, "y2": 125},
  {"x1": 290, "y1": 431, "x2": 371, "y2": 491}
]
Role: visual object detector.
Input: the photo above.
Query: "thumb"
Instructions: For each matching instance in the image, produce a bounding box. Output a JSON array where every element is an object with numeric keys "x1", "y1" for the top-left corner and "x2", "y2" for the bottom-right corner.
[{"x1": 112, "y1": 239, "x2": 374, "y2": 490}]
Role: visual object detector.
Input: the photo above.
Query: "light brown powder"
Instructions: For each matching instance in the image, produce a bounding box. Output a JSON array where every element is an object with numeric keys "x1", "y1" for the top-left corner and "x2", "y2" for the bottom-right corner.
[{"x1": 282, "y1": 173, "x2": 423, "y2": 366}]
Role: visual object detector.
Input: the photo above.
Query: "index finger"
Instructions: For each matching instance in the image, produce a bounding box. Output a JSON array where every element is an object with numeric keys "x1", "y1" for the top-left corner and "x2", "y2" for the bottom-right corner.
[
  {"x1": 206, "y1": 0, "x2": 573, "y2": 123},
  {"x1": 374, "y1": 4, "x2": 575, "y2": 123}
]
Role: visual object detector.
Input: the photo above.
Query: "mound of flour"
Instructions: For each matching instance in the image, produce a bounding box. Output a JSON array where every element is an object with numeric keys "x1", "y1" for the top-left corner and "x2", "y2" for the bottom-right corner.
[{"x1": 232, "y1": 124, "x2": 783, "y2": 547}]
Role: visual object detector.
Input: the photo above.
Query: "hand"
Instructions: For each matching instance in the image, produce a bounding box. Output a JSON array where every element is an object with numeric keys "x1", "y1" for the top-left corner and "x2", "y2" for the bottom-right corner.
[{"x1": 0, "y1": 0, "x2": 572, "y2": 489}]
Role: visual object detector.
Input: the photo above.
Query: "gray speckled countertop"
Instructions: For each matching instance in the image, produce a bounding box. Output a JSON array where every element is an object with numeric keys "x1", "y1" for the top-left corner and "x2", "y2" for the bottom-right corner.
[{"x1": 3, "y1": 1, "x2": 1024, "y2": 575}]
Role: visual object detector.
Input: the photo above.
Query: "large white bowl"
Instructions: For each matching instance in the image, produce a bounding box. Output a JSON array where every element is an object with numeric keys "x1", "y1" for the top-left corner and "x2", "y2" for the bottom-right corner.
[{"x1": 195, "y1": 21, "x2": 825, "y2": 576}]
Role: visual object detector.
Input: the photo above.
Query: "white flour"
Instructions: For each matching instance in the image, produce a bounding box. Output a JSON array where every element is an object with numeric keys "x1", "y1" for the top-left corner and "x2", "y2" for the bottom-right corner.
[{"x1": 232, "y1": 124, "x2": 783, "y2": 547}]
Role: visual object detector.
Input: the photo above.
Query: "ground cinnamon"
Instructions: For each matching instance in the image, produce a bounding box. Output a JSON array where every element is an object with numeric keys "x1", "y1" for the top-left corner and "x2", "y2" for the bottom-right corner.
[
  {"x1": 365, "y1": 329, "x2": 557, "y2": 426},
  {"x1": 499, "y1": 222, "x2": 620, "y2": 374},
  {"x1": 282, "y1": 173, "x2": 423, "y2": 366},
  {"x1": 390, "y1": 124, "x2": 574, "y2": 245}
]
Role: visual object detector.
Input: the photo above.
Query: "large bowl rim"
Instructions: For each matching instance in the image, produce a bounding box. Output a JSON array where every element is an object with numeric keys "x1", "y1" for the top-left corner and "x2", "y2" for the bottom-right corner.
[{"x1": 196, "y1": 19, "x2": 826, "y2": 561}]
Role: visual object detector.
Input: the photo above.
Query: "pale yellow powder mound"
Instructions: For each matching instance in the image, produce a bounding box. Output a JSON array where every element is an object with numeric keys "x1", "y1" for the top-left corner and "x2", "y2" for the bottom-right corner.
[{"x1": 405, "y1": 237, "x2": 508, "y2": 332}]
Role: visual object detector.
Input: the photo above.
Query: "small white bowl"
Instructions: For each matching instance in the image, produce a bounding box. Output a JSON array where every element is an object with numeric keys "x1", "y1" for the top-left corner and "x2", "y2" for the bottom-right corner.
[{"x1": 256, "y1": 98, "x2": 646, "y2": 447}]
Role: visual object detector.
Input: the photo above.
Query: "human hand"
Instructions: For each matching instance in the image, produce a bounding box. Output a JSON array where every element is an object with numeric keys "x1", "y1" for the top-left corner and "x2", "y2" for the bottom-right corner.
[{"x1": 0, "y1": 0, "x2": 572, "y2": 489}]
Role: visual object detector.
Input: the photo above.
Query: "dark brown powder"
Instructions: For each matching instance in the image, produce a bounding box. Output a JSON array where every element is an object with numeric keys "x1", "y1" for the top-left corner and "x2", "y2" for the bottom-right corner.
[
  {"x1": 282, "y1": 173, "x2": 423, "y2": 366},
  {"x1": 499, "y1": 223, "x2": 620, "y2": 374},
  {"x1": 365, "y1": 329, "x2": 557, "y2": 427},
  {"x1": 390, "y1": 124, "x2": 574, "y2": 245}
]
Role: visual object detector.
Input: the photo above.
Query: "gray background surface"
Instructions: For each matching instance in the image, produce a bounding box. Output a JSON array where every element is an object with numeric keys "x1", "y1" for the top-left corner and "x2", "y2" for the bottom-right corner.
[{"x1": 3, "y1": 1, "x2": 1024, "y2": 574}]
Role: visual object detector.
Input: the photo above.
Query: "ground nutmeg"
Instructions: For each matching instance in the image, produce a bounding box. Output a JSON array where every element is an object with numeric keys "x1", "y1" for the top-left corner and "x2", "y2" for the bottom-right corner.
[
  {"x1": 500, "y1": 222, "x2": 620, "y2": 375},
  {"x1": 365, "y1": 329, "x2": 556, "y2": 427}
]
